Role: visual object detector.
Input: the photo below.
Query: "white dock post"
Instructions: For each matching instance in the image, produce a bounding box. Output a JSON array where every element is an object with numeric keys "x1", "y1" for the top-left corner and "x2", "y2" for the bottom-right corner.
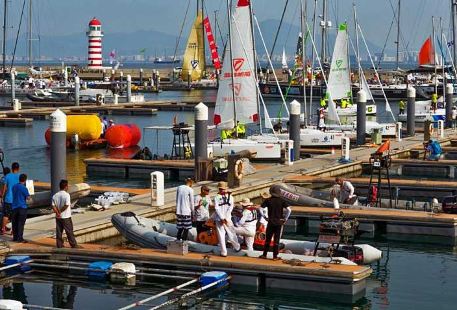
[
  {"x1": 151, "y1": 171, "x2": 164, "y2": 207},
  {"x1": 438, "y1": 120, "x2": 444, "y2": 138},
  {"x1": 341, "y1": 137, "x2": 350, "y2": 162},
  {"x1": 396, "y1": 122, "x2": 402, "y2": 142}
]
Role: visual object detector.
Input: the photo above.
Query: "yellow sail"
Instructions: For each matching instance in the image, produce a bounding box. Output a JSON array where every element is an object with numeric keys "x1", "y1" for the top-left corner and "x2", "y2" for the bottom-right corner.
[{"x1": 181, "y1": 12, "x2": 206, "y2": 81}]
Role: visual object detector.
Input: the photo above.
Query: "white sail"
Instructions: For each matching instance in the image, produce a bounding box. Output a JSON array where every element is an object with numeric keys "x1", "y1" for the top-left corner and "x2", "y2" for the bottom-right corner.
[
  {"x1": 360, "y1": 70, "x2": 374, "y2": 101},
  {"x1": 282, "y1": 48, "x2": 288, "y2": 69},
  {"x1": 213, "y1": 0, "x2": 258, "y2": 129},
  {"x1": 327, "y1": 23, "x2": 351, "y2": 101}
]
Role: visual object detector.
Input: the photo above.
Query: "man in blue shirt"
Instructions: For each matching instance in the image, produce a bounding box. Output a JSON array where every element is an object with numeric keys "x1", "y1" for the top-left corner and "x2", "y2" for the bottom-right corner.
[
  {"x1": 11, "y1": 174, "x2": 29, "y2": 243},
  {"x1": 1, "y1": 163, "x2": 20, "y2": 234}
]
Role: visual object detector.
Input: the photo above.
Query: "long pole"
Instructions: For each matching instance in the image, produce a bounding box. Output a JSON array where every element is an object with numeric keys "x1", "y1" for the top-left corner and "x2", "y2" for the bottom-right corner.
[
  {"x1": 28, "y1": 0, "x2": 32, "y2": 67},
  {"x1": 201, "y1": 0, "x2": 206, "y2": 76},
  {"x1": 353, "y1": 2, "x2": 361, "y2": 89},
  {"x1": 248, "y1": 0, "x2": 261, "y2": 132},
  {"x1": 2, "y1": 0, "x2": 7, "y2": 75},
  {"x1": 226, "y1": 0, "x2": 237, "y2": 131},
  {"x1": 309, "y1": 0, "x2": 317, "y2": 123},
  {"x1": 321, "y1": 0, "x2": 327, "y2": 63},
  {"x1": 300, "y1": 0, "x2": 307, "y2": 126},
  {"x1": 452, "y1": 0, "x2": 457, "y2": 71},
  {"x1": 432, "y1": 16, "x2": 438, "y2": 95},
  {"x1": 396, "y1": 0, "x2": 401, "y2": 69}
]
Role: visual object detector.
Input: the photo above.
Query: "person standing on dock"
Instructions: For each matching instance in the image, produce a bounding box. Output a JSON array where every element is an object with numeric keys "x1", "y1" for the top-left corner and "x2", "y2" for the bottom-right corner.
[
  {"x1": 399, "y1": 100, "x2": 406, "y2": 115},
  {"x1": 52, "y1": 180, "x2": 79, "y2": 248},
  {"x1": 214, "y1": 182, "x2": 240, "y2": 257},
  {"x1": 2, "y1": 163, "x2": 20, "y2": 235},
  {"x1": 175, "y1": 178, "x2": 194, "y2": 241},
  {"x1": 258, "y1": 192, "x2": 291, "y2": 260},
  {"x1": 194, "y1": 185, "x2": 212, "y2": 240},
  {"x1": 0, "y1": 167, "x2": 11, "y2": 234},
  {"x1": 11, "y1": 174, "x2": 30, "y2": 243}
]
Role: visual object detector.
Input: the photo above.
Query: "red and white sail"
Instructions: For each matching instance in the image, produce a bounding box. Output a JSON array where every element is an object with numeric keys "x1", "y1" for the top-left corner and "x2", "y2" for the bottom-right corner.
[{"x1": 213, "y1": 0, "x2": 258, "y2": 129}]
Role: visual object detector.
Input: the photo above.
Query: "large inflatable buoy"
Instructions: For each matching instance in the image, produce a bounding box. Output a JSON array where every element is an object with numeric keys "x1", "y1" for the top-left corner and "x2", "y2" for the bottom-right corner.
[
  {"x1": 45, "y1": 114, "x2": 102, "y2": 145},
  {"x1": 105, "y1": 124, "x2": 141, "y2": 148}
]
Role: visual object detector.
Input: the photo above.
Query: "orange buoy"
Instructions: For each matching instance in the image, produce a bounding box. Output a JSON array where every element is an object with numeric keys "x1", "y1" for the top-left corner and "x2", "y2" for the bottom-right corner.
[{"x1": 105, "y1": 124, "x2": 141, "y2": 148}]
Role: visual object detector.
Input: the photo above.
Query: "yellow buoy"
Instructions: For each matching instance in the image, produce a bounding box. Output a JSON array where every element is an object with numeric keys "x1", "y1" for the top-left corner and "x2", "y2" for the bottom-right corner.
[{"x1": 66, "y1": 114, "x2": 102, "y2": 140}]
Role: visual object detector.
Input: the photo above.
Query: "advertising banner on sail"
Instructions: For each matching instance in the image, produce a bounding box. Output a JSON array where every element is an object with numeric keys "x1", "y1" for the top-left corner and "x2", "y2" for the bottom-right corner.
[
  {"x1": 181, "y1": 12, "x2": 206, "y2": 82},
  {"x1": 327, "y1": 23, "x2": 351, "y2": 101},
  {"x1": 214, "y1": 2, "x2": 258, "y2": 128},
  {"x1": 203, "y1": 17, "x2": 221, "y2": 70}
]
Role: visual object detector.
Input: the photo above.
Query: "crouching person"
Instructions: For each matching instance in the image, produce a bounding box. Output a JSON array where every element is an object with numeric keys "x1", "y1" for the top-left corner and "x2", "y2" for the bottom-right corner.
[{"x1": 232, "y1": 198, "x2": 257, "y2": 252}]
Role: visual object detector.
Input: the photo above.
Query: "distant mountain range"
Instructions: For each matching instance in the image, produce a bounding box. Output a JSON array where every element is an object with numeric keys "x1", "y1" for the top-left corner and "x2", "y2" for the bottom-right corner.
[{"x1": 9, "y1": 19, "x2": 391, "y2": 59}]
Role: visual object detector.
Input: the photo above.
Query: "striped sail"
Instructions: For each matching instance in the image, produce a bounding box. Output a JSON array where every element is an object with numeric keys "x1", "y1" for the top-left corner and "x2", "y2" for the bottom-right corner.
[
  {"x1": 181, "y1": 12, "x2": 206, "y2": 81},
  {"x1": 213, "y1": 0, "x2": 258, "y2": 129}
]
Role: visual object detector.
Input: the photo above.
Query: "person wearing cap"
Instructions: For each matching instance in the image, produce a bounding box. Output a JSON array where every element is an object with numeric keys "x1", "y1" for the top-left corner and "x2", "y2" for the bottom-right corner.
[
  {"x1": 194, "y1": 185, "x2": 212, "y2": 239},
  {"x1": 175, "y1": 178, "x2": 194, "y2": 241},
  {"x1": 259, "y1": 191, "x2": 291, "y2": 260},
  {"x1": 108, "y1": 119, "x2": 115, "y2": 127},
  {"x1": 214, "y1": 181, "x2": 240, "y2": 257},
  {"x1": 232, "y1": 198, "x2": 257, "y2": 252}
]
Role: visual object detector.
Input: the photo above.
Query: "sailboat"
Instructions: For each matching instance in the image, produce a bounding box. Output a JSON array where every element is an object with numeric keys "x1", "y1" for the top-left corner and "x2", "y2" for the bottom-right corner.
[
  {"x1": 210, "y1": 0, "x2": 283, "y2": 160},
  {"x1": 177, "y1": 1, "x2": 217, "y2": 88}
]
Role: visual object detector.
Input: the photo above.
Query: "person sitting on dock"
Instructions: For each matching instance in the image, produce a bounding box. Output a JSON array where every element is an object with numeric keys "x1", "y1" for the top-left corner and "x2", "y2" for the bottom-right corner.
[
  {"x1": 194, "y1": 185, "x2": 212, "y2": 240},
  {"x1": 335, "y1": 177, "x2": 356, "y2": 205},
  {"x1": 258, "y1": 191, "x2": 291, "y2": 260},
  {"x1": 52, "y1": 179, "x2": 80, "y2": 249},
  {"x1": 232, "y1": 198, "x2": 257, "y2": 252},
  {"x1": 214, "y1": 182, "x2": 240, "y2": 257},
  {"x1": 175, "y1": 178, "x2": 194, "y2": 242},
  {"x1": 425, "y1": 139, "x2": 442, "y2": 161}
]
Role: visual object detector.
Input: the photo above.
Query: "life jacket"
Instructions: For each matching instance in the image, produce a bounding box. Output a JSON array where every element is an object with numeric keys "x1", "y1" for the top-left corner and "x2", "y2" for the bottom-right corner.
[
  {"x1": 197, "y1": 219, "x2": 219, "y2": 245},
  {"x1": 245, "y1": 206, "x2": 258, "y2": 223},
  {"x1": 341, "y1": 100, "x2": 348, "y2": 108},
  {"x1": 221, "y1": 129, "x2": 232, "y2": 140},
  {"x1": 432, "y1": 93, "x2": 438, "y2": 103},
  {"x1": 253, "y1": 223, "x2": 276, "y2": 250}
]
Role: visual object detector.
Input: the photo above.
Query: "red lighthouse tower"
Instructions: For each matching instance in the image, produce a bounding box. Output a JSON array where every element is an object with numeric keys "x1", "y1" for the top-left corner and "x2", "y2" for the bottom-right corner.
[{"x1": 86, "y1": 17, "x2": 104, "y2": 69}]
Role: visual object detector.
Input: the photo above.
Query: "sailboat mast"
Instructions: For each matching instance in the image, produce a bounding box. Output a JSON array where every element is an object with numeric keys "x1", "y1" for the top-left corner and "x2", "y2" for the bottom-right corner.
[
  {"x1": 396, "y1": 0, "x2": 401, "y2": 69},
  {"x1": 2, "y1": 0, "x2": 7, "y2": 75},
  {"x1": 353, "y1": 2, "x2": 361, "y2": 89},
  {"x1": 432, "y1": 16, "x2": 438, "y2": 95},
  {"x1": 201, "y1": 0, "x2": 205, "y2": 76},
  {"x1": 28, "y1": 0, "x2": 32, "y2": 67},
  {"x1": 452, "y1": 0, "x2": 457, "y2": 73},
  {"x1": 226, "y1": 0, "x2": 237, "y2": 129},
  {"x1": 300, "y1": 0, "x2": 307, "y2": 126},
  {"x1": 321, "y1": 0, "x2": 327, "y2": 63},
  {"x1": 309, "y1": 0, "x2": 317, "y2": 120},
  {"x1": 248, "y1": 0, "x2": 260, "y2": 131}
]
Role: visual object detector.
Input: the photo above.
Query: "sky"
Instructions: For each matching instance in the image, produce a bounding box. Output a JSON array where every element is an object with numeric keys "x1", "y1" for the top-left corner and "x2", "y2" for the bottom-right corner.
[{"x1": 4, "y1": 0, "x2": 454, "y2": 56}]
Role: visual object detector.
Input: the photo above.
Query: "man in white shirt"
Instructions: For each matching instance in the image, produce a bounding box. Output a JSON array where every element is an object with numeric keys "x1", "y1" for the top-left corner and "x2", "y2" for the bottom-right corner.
[
  {"x1": 335, "y1": 177, "x2": 355, "y2": 204},
  {"x1": 175, "y1": 178, "x2": 194, "y2": 241},
  {"x1": 214, "y1": 181, "x2": 240, "y2": 257},
  {"x1": 51, "y1": 180, "x2": 79, "y2": 248},
  {"x1": 232, "y1": 198, "x2": 257, "y2": 252}
]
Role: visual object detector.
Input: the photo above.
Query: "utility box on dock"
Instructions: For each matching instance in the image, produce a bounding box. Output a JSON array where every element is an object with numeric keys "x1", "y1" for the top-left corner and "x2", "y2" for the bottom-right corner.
[
  {"x1": 167, "y1": 240, "x2": 188, "y2": 255},
  {"x1": 151, "y1": 171, "x2": 164, "y2": 207}
]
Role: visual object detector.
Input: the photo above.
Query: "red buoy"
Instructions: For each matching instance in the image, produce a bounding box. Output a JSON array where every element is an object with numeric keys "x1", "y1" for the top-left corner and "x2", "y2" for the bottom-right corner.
[{"x1": 105, "y1": 124, "x2": 141, "y2": 148}]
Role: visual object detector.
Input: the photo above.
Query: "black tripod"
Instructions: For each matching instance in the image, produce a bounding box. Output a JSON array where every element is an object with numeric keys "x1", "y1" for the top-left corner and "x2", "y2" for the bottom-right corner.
[
  {"x1": 367, "y1": 152, "x2": 392, "y2": 208},
  {"x1": 171, "y1": 123, "x2": 193, "y2": 160}
]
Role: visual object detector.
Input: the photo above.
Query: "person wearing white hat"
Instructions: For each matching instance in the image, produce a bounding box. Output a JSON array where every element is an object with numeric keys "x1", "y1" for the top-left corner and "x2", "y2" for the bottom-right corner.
[
  {"x1": 232, "y1": 198, "x2": 257, "y2": 252},
  {"x1": 214, "y1": 181, "x2": 240, "y2": 257}
]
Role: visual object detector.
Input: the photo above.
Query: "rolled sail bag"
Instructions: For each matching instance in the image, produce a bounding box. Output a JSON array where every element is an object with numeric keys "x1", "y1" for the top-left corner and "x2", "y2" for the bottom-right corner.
[
  {"x1": 105, "y1": 124, "x2": 141, "y2": 148},
  {"x1": 45, "y1": 114, "x2": 102, "y2": 144}
]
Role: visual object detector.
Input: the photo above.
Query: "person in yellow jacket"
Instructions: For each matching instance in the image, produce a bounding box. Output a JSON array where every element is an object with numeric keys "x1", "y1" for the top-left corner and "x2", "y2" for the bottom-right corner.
[
  {"x1": 221, "y1": 129, "x2": 232, "y2": 140},
  {"x1": 399, "y1": 100, "x2": 406, "y2": 115},
  {"x1": 431, "y1": 93, "x2": 438, "y2": 113},
  {"x1": 341, "y1": 99, "x2": 348, "y2": 109},
  {"x1": 235, "y1": 121, "x2": 246, "y2": 138}
]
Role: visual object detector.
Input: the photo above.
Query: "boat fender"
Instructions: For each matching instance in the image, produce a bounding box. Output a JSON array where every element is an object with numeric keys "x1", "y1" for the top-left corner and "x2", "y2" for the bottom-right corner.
[
  {"x1": 429, "y1": 123, "x2": 434, "y2": 136},
  {"x1": 234, "y1": 159, "x2": 243, "y2": 180}
]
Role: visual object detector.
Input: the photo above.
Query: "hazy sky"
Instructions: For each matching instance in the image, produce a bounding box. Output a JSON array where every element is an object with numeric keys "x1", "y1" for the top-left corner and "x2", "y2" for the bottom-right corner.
[{"x1": 6, "y1": 0, "x2": 453, "y2": 54}]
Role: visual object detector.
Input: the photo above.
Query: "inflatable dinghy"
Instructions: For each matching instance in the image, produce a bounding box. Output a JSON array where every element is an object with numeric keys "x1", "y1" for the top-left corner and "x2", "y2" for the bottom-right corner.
[{"x1": 111, "y1": 212, "x2": 357, "y2": 265}]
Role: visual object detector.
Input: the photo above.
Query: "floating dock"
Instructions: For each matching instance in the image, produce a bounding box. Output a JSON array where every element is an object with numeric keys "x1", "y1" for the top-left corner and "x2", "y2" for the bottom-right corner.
[
  {"x1": 84, "y1": 158, "x2": 195, "y2": 179},
  {"x1": 0, "y1": 117, "x2": 33, "y2": 127},
  {"x1": 8, "y1": 239, "x2": 371, "y2": 297}
]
